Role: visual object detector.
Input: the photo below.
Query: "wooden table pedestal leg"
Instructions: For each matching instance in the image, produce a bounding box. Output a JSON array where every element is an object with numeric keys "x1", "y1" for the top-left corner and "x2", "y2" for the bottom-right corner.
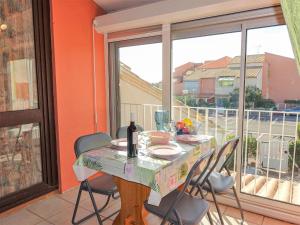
[{"x1": 113, "y1": 176, "x2": 151, "y2": 225}]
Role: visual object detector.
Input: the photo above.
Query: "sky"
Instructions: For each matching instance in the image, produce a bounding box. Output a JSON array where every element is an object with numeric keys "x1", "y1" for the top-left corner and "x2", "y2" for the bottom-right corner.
[{"x1": 119, "y1": 25, "x2": 295, "y2": 83}]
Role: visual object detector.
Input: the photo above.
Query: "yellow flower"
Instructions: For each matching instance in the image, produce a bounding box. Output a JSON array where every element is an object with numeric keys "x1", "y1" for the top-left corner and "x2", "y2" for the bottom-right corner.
[{"x1": 183, "y1": 118, "x2": 193, "y2": 127}]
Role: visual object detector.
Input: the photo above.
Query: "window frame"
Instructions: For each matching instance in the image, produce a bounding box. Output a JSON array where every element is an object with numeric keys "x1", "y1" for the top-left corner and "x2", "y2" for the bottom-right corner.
[{"x1": 107, "y1": 36, "x2": 163, "y2": 137}]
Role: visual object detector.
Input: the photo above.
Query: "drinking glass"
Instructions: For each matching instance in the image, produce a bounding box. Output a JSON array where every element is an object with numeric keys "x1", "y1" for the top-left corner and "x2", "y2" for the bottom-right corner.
[
  {"x1": 154, "y1": 110, "x2": 169, "y2": 131},
  {"x1": 168, "y1": 120, "x2": 176, "y2": 141}
]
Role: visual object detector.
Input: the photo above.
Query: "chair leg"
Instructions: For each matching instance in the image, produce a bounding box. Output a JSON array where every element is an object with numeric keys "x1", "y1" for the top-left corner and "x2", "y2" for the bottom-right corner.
[
  {"x1": 208, "y1": 181, "x2": 224, "y2": 225},
  {"x1": 71, "y1": 183, "x2": 84, "y2": 225},
  {"x1": 194, "y1": 188, "x2": 200, "y2": 197},
  {"x1": 71, "y1": 182, "x2": 119, "y2": 225},
  {"x1": 86, "y1": 182, "x2": 103, "y2": 225},
  {"x1": 100, "y1": 195, "x2": 120, "y2": 222},
  {"x1": 232, "y1": 186, "x2": 244, "y2": 224},
  {"x1": 72, "y1": 181, "x2": 106, "y2": 225},
  {"x1": 197, "y1": 186, "x2": 214, "y2": 225}
]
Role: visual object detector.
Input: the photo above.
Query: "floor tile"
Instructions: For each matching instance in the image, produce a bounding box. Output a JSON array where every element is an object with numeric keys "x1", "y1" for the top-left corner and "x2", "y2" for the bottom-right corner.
[
  {"x1": 80, "y1": 216, "x2": 112, "y2": 225},
  {"x1": 209, "y1": 202, "x2": 227, "y2": 214},
  {"x1": 199, "y1": 212, "x2": 219, "y2": 225},
  {"x1": 58, "y1": 187, "x2": 89, "y2": 204},
  {"x1": 100, "y1": 199, "x2": 121, "y2": 220},
  {"x1": 0, "y1": 209, "x2": 42, "y2": 225},
  {"x1": 26, "y1": 196, "x2": 74, "y2": 219},
  {"x1": 1, "y1": 193, "x2": 297, "y2": 225},
  {"x1": 262, "y1": 217, "x2": 295, "y2": 225},
  {"x1": 100, "y1": 219, "x2": 114, "y2": 225},
  {"x1": 144, "y1": 213, "x2": 162, "y2": 224},
  {"x1": 79, "y1": 194, "x2": 110, "y2": 212},
  {"x1": 222, "y1": 214, "x2": 258, "y2": 225},
  {"x1": 35, "y1": 221, "x2": 54, "y2": 225},
  {"x1": 224, "y1": 207, "x2": 263, "y2": 225},
  {"x1": 46, "y1": 205, "x2": 91, "y2": 225}
]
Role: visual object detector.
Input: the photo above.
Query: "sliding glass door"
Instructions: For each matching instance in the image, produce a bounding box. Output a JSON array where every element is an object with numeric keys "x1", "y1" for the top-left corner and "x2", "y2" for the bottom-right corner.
[
  {"x1": 0, "y1": 0, "x2": 57, "y2": 211},
  {"x1": 241, "y1": 24, "x2": 300, "y2": 206}
]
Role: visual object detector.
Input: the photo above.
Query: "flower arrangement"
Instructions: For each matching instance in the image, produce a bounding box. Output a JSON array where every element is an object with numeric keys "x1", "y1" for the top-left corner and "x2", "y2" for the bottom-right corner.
[{"x1": 175, "y1": 118, "x2": 199, "y2": 135}]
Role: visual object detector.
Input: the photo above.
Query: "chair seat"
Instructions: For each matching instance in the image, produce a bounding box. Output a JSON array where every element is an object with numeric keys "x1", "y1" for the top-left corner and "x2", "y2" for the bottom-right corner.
[
  {"x1": 191, "y1": 171, "x2": 235, "y2": 193},
  {"x1": 82, "y1": 174, "x2": 118, "y2": 195},
  {"x1": 144, "y1": 190, "x2": 209, "y2": 225}
]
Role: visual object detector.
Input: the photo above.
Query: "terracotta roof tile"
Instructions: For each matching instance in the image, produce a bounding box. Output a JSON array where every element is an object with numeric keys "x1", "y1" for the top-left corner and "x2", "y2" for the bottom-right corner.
[
  {"x1": 230, "y1": 54, "x2": 265, "y2": 64},
  {"x1": 173, "y1": 62, "x2": 201, "y2": 78},
  {"x1": 184, "y1": 67, "x2": 262, "y2": 80},
  {"x1": 198, "y1": 56, "x2": 232, "y2": 69}
]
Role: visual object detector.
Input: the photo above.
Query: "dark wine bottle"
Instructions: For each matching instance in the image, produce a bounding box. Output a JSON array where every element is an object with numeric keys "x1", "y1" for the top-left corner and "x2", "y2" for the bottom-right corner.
[{"x1": 127, "y1": 113, "x2": 138, "y2": 158}]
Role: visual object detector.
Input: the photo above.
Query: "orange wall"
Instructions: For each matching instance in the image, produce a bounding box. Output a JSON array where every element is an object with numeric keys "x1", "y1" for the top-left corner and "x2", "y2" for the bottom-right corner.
[{"x1": 50, "y1": 0, "x2": 106, "y2": 192}]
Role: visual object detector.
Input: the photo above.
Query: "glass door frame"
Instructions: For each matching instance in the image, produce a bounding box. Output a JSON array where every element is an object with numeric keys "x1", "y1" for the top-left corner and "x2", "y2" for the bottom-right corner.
[{"x1": 0, "y1": 0, "x2": 57, "y2": 212}]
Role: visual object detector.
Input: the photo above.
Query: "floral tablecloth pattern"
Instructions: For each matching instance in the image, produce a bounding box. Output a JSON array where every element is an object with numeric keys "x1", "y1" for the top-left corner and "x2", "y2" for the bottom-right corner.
[{"x1": 73, "y1": 135, "x2": 215, "y2": 205}]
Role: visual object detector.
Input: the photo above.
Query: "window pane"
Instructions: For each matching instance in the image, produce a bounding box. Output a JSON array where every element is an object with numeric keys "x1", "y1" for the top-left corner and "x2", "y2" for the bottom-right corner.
[
  {"x1": 172, "y1": 32, "x2": 241, "y2": 158},
  {"x1": 119, "y1": 43, "x2": 162, "y2": 130},
  {"x1": 0, "y1": 123, "x2": 42, "y2": 197},
  {"x1": 241, "y1": 25, "x2": 300, "y2": 206},
  {"x1": 0, "y1": 0, "x2": 38, "y2": 112}
]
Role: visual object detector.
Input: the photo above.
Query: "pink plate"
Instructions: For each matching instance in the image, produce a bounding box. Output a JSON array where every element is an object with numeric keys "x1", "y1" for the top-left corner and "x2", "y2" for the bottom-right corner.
[{"x1": 149, "y1": 131, "x2": 171, "y2": 145}]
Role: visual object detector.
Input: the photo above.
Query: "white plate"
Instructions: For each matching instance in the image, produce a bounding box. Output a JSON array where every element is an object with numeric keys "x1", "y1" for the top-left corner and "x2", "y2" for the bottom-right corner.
[
  {"x1": 176, "y1": 135, "x2": 209, "y2": 144},
  {"x1": 111, "y1": 138, "x2": 127, "y2": 147},
  {"x1": 148, "y1": 144, "x2": 181, "y2": 159}
]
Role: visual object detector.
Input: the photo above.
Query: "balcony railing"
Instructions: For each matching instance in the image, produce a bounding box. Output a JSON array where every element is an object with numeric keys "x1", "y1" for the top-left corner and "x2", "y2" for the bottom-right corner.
[{"x1": 121, "y1": 102, "x2": 300, "y2": 205}]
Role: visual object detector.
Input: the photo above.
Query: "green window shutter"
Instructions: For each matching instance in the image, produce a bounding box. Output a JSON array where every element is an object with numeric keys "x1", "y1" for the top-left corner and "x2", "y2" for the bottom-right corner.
[{"x1": 281, "y1": 0, "x2": 300, "y2": 74}]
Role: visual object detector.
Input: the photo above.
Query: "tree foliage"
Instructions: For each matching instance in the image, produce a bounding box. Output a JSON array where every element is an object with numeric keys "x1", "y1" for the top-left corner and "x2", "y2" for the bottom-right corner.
[
  {"x1": 288, "y1": 123, "x2": 300, "y2": 170},
  {"x1": 177, "y1": 86, "x2": 276, "y2": 110},
  {"x1": 229, "y1": 86, "x2": 276, "y2": 110},
  {"x1": 176, "y1": 96, "x2": 213, "y2": 107},
  {"x1": 226, "y1": 134, "x2": 257, "y2": 158}
]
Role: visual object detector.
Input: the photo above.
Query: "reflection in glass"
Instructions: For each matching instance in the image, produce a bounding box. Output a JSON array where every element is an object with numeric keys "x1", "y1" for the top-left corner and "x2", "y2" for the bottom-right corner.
[
  {"x1": 0, "y1": 0, "x2": 38, "y2": 112},
  {"x1": 0, "y1": 123, "x2": 42, "y2": 197},
  {"x1": 119, "y1": 43, "x2": 162, "y2": 130}
]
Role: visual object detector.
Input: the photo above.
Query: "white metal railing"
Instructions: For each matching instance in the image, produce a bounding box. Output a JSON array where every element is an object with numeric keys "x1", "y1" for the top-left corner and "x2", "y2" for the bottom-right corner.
[{"x1": 121, "y1": 102, "x2": 300, "y2": 205}]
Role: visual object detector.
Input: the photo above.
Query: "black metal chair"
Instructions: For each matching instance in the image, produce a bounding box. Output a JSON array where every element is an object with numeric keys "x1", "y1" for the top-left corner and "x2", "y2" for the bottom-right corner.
[
  {"x1": 116, "y1": 125, "x2": 144, "y2": 138},
  {"x1": 71, "y1": 132, "x2": 119, "y2": 225},
  {"x1": 144, "y1": 150, "x2": 215, "y2": 225},
  {"x1": 190, "y1": 137, "x2": 243, "y2": 225}
]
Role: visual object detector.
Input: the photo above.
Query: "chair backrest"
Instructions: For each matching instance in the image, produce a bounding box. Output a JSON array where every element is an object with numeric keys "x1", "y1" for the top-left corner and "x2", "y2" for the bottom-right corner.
[
  {"x1": 116, "y1": 125, "x2": 144, "y2": 139},
  {"x1": 218, "y1": 137, "x2": 240, "y2": 172},
  {"x1": 74, "y1": 132, "x2": 112, "y2": 158},
  {"x1": 196, "y1": 137, "x2": 240, "y2": 187},
  {"x1": 162, "y1": 149, "x2": 215, "y2": 224}
]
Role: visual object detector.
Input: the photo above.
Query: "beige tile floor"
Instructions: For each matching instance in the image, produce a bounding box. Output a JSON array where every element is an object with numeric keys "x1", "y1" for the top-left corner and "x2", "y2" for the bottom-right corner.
[{"x1": 0, "y1": 187, "x2": 296, "y2": 225}]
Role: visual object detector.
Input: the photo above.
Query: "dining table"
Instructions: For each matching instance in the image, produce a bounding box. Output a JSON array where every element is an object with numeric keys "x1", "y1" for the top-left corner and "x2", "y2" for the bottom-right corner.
[{"x1": 73, "y1": 134, "x2": 216, "y2": 225}]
